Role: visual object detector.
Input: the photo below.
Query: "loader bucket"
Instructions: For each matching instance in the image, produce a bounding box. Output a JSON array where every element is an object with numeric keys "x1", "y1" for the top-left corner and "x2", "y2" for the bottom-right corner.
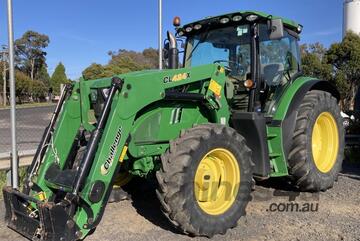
[{"x1": 3, "y1": 186, "x2": 80, "y2": 241}]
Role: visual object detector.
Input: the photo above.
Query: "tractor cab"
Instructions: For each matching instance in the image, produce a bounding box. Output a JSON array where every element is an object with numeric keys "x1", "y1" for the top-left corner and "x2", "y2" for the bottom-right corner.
[
  {"x1": 167, "y1": 11, "x2": 302, "y2": 113},
  {"x1": 163, "y1": 11, "x2": 304, "y2": 178}
]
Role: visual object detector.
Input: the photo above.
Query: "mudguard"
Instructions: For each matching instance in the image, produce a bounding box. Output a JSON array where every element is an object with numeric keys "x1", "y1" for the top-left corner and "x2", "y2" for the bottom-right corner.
[{"x1": 275, "y1": 78, "x2": 340, "y2": 160}]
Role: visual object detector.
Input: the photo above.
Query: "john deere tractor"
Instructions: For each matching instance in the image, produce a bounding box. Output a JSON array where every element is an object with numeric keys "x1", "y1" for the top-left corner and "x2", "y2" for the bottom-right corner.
[{"x1": 3, "y1": 10, "x2": 344, "y2": 240}]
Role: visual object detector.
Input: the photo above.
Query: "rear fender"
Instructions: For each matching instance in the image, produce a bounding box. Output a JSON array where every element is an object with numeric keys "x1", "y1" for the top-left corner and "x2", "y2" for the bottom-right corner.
[{"x1": 273, "y1": 77, "x2": 340, "y2": 162}]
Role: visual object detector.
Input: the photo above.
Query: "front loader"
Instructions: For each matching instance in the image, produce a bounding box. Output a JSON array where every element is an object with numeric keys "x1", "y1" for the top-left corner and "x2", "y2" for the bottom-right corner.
[{"x1": 3, "y1": 10, "x2": 344, "y2": 240}]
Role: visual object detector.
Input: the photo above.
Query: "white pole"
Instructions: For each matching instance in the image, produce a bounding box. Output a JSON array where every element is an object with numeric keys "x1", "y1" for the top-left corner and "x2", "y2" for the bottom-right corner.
[
  {"x1": 158, "y1": 0, "x2": 163, "y2": 70},
  {"x1": 7, "y1": 0, "x2": 18, "y2": 189}
]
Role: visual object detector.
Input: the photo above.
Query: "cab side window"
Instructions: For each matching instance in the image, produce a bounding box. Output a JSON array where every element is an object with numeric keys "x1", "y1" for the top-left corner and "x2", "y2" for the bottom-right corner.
[
  {"x1": 258, "y1": 24, "x2": 301, "y2": 113},
  {"x1": 259, "y1": 24, "x2": 301, "y2": 87}
]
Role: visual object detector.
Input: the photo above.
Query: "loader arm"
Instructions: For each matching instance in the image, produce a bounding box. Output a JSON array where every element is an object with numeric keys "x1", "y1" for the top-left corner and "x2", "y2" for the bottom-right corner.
[{"x1": 3, "y1": 64, "x2": 230, "y2": 240}]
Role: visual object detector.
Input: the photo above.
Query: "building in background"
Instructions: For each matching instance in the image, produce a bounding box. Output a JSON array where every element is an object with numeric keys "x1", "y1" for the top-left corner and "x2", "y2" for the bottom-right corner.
[
  {"x1": 344, "y1": 0, "x2": 360, "y2": 111},
  {"x1": 344, "y1": 0, "x2": 360, "y2": 37}
]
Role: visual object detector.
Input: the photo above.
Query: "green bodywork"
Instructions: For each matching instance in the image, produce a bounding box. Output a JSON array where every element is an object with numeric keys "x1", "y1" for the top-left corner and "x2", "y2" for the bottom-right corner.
[
  {"x1": 15, "y1": 10, "x2": 339, "y2": 240},
  {"x1": 28, "y1": 61, "x2": 321, "y2": 238},
  {"x1": 32, "y1": 64, "x2": 232, "y2": 237}
]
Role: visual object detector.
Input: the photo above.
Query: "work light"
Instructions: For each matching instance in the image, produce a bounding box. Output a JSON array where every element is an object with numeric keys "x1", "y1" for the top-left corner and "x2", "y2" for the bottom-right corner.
[
  {"x1": 232, "y1": 15, "x2": 242, "y2": 22},
  {"x1": 220, "y1": 17, "x2": 230, "y2": 24},
  {"x1": 194, "y1": 24, "x2": 202, "y2": 30},
  {"x1": 246, "y1": 14, "x2": 258, "y2": 22}
]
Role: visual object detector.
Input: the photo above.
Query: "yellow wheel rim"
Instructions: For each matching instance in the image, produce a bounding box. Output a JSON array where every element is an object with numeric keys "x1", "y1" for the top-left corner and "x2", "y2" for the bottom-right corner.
[
  {"x1": 311, "y1": 112, "x2": 339, "y2": 173},
  {"x1": 194, "y1": 148, "x2": 240, "y2": 215},
  {"x1": 113, "y1": 172, "x2": 133, "y2": 188}
]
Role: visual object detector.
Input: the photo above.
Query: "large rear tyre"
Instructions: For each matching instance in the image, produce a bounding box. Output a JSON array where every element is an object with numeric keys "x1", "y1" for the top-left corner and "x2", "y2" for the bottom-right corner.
[
  {"x1": 156, "y1": 124, "x2": 253, "y2": 237},
  {"x1": 288, "y1": 90, "x2": 344, "y2": 192}
]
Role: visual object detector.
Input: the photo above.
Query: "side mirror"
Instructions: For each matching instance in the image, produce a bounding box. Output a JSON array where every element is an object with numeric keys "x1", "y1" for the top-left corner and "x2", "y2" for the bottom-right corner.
[{"x1": 268, "y1": 19, "x2": 284, "y2": 40}]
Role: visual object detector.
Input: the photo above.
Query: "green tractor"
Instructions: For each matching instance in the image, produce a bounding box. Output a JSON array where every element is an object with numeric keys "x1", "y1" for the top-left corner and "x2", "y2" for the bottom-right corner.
[{"x1": 3, "y1": 10, "x2": 344, "y2": 240}]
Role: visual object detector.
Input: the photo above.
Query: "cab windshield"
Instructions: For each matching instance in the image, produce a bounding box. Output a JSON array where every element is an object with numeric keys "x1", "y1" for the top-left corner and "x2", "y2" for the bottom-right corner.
[
  {"x1": 183, "y1": 23, "x2": 302, "y2": 113},
  {"x1": 184, "y1": 25, "x2": 251, "y2": 80}
]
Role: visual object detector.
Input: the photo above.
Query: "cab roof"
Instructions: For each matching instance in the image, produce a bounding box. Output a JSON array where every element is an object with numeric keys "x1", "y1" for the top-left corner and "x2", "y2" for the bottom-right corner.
[{"x1": 177, "y1": 10, "x2": 302, "y2": 36}]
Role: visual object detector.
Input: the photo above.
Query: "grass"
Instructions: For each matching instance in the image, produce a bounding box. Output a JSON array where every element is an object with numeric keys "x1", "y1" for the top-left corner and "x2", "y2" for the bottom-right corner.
[
  {"x1": 0, "y1": 167, "x2": 27, "y2": 200},
  {"x1": 0, "y1": 102, "x2": 56, "y2": 110}
]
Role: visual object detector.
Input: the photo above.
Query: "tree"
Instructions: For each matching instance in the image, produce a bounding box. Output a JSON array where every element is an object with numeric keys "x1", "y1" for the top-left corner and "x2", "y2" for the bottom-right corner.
[
  {"x1": 50, "y1": 62, "x2": 70, "y2": 95},
  {"x1": 36, "y1": 65, "x2": 51, "y2": 87},
  {"x1": 325, "y1": 32, "x2": 360, "y2": 109},
  {"x1": 300, "y1": 43, "x2": 332, "y2": 81},
  {"x1": 32, "y1": 80, "x2": 47, "y2": 102},
  {"x1": 82, "y1": 63, "x2": 107, "y2": 80},
  {"x1": 301, "y1": 42, "x2": 327, "y2": 60},
  {"x1": 142, "y1": 48, "x2": 159, "y2": 68},
  {"x1": 15, "y1": 70, "x2": 31, "y2": 103},
  {"x1": 15, "y1": 31, "x2": 49, "y2": 80},
  {"x1": 82, "y1": 48, "x2": 159, "y2": 80}
]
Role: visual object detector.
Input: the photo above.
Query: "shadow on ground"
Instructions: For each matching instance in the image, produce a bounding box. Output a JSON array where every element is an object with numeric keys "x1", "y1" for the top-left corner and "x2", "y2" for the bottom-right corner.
[
  {"x1": 108, "y1": 158, "x2": 360, "y2": 235},
  {"x1": 122, "y1": 177, "x2": 182, "y2": 235},
  {"x1": 340, "y1": 159, "x2": 360, "y2": 180}
]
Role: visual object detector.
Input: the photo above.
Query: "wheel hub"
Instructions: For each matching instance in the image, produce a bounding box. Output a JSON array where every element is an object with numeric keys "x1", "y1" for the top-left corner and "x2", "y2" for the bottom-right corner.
[
  {"x1": 194, "y1": 148, "x2": 240, "y2": 215},
  {"x1": 311, "y1": 112, "x2": 339, "y2": 173}
]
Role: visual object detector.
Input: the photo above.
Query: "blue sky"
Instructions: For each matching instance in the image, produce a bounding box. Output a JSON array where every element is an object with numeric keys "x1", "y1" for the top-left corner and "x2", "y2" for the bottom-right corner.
[{"x1": 0, "y1": 0, "x2": 343, "y2": 79}]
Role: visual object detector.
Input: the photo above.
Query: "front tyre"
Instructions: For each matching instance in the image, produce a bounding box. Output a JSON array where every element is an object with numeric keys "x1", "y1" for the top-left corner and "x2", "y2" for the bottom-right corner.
[
  {"x1": 288, "y1": 90, "x2": 344, "y2": 191},
  {"x1": 156, "y1": 124, "x2": 253, "y2": 237}
]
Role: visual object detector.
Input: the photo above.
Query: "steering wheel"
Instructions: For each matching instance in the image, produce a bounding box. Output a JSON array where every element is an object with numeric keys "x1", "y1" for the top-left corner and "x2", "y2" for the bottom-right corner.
[{"x1": 213, "y1": 60, "x2": 246, "y2": 76}]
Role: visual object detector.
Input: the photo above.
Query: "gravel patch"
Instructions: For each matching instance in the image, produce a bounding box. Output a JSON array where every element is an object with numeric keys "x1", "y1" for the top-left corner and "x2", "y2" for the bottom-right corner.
[{"x1": 1, "y1": 164, "x2": 359, "y2": 241}]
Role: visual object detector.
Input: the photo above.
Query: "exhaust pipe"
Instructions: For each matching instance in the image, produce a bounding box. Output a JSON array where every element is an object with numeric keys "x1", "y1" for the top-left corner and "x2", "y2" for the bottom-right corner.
[{"x1": 167, "y1": 31, "x2": 179, "y2": 69}]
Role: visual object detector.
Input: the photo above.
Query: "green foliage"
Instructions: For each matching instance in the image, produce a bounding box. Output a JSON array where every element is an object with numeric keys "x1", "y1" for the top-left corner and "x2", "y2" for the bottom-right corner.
[
  {"x1": 36, "y1": 65, "x2": 51, "y2": 87},
  {"x1": 50, "y1": 62, "x2": 70, "y2": 95},
  {"x1": 82, "y1": 48, "x2": 159, "y2": 80},
  {"x1": 15, "y1": 70, "x2": 32, "y2": 101},
  {"x1": 82, "y1": 63, "x2": 108, "y2": 80},
  {"x1": 0, "y1": 167, "x2": 27, "y2": 200},
  {"x1": 326, "y1": 32, "x2": 360, "y2": 109},
  {"x1": 15, "y1": 31, "x2": 50, "y2": 80},
  {"x1": 301, "y1": 33, "x2": 360, "y2": 109},
  {"x1": 0, "y1": 61, "x2": 5, "y2": 90},
  {"x1": 10, "y1": 30, "x2": 53, "y2": 102},
  {"x1": 32, "y1": 80, "x2": 47, "y2": 101},
  {"x1": 301, "y1": 43, "x2": 333, "y2": 81}
]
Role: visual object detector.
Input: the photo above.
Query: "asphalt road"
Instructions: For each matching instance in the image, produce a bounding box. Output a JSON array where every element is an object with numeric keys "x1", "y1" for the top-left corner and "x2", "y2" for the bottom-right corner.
[
  {"x1": 0, "y1": 105, "x2": 55, "y2": 156},
  {"x1": 1, "y1": 169, "x2": 359, "y2": 241}
]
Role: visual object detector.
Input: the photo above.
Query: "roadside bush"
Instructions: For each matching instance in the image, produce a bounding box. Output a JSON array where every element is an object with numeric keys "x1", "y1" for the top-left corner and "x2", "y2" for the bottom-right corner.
[
  {"x1": 0, "y1": 167, "x2": 27, "y2": 200},
  {"x1": 32, "y1": 80, "x2": 47, "y2": 102}
]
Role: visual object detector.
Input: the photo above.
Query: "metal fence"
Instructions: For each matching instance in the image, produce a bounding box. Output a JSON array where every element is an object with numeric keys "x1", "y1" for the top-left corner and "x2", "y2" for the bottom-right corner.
[
  {"x1": 1, "y1": 104, "x2": 360, "y2": 160},
  {"x1": 0, "y1": 105, "x2": 55, "y2": 159}
]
